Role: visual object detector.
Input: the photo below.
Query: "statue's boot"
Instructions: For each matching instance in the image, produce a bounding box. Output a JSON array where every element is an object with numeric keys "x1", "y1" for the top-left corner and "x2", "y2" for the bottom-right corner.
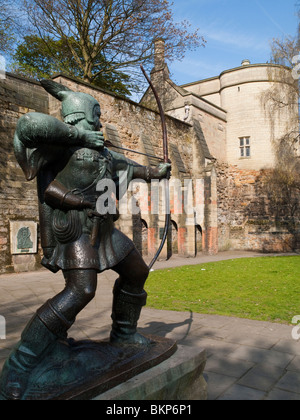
[
  {"x1": 0, "y1": 301, "x2": 73, "y2": 400},
  {"x1": 110, "y1": 279, "x2": 151, "y2": 346}
]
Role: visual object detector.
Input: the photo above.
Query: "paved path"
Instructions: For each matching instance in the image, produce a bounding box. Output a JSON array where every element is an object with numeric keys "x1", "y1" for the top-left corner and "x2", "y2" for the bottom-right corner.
[{"x1": 0, "y1": 251, "x2": 299, "y2": 400}]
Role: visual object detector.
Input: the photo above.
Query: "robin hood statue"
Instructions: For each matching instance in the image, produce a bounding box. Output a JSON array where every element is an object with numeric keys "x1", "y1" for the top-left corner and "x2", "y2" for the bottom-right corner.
[{"x1": 0, "y1": 80, "x2": 171, "y2": 400}]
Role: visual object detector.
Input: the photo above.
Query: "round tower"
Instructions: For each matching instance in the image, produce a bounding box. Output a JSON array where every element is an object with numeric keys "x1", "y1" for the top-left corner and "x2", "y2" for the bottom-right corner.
[{"x1": 220, "y1": 61, "x2": 296, "y2": 170}]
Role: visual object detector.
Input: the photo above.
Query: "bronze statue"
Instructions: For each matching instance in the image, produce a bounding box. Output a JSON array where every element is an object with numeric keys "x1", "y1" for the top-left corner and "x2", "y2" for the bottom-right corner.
[{"x1": 0, "y1": 79, "x2": 171, "y2": 400}]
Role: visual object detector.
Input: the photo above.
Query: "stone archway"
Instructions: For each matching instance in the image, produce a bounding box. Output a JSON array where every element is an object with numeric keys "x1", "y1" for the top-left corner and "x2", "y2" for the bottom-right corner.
[
  {"x1": 171, "y1": 220, "x2": 178, "y2": 255},
  {"x1": 195, "y1": 224, "x2": 203, "y2": 255},
  {"x1": 141, "y1": 219, "x2": 148, "y2": 257},
  {"x1": 133, "y1": 216, "x2": 148, "y2": 257}
]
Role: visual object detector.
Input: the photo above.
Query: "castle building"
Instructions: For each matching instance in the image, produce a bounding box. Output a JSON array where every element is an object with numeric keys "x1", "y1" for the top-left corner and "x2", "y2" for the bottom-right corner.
[
  {"x1": 0, "y1": 40, "x2": 298, "y2": 273},
  {"x1": 142, "y1": 39, "x2": 297, "y2": 171},
  {"x1": 141, "y1": 39, "x2": 299, "y2": 255}
]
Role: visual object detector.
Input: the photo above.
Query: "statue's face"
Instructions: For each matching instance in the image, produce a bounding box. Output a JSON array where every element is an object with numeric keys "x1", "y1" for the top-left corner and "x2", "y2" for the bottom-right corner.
[{"x1": 93, "y1": 105, "x2": 102, "y2": 131}]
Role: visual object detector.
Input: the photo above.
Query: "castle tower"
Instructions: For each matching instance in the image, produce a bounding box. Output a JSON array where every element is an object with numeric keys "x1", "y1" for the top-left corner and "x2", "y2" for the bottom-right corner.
[
  {"x1": 182, "y1": 61, "x2": 297, "y2": 170},
  {"x1": 219, "y1": 61, "x2": 297, "y2": 170}
]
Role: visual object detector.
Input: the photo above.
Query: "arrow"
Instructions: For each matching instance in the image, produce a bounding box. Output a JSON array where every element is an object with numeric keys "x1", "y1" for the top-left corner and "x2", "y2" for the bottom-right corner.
[{"x1": 104, "y1": 140, "x2": 165, "y2": 162}]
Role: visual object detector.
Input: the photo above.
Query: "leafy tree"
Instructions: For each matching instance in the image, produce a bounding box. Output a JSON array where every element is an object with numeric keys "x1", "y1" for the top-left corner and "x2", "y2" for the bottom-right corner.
[
  {"x1": 12, "y1": 35, "x2": 133, "y2": 96},
  {"x1": 21, "y1": 0, "x2": 205, "y2": 95},
  {"x1": 0, "y1": 0, "x2": 19, "y2": 53}
]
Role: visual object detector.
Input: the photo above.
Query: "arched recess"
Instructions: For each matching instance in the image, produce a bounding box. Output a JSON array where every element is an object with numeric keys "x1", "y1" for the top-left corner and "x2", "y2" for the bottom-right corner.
[
  {"x1": 133, "y1": 216, "x2": 148, "y2": 257},
  {"x1": 171, "y1": 220, "x2": 178, "y2": 255},
  {"x1": 141, "y1": 219, "x2": 148, "y2": 257},
  {"x1": 195, "y1": 224, "x2": 203, "y2": 255}
]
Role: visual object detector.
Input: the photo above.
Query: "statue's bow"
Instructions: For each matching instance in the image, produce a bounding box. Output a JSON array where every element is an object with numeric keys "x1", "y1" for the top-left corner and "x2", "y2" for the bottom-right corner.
[{"x1": 140, "y1": 65, "x2": 171, "y2": 270}]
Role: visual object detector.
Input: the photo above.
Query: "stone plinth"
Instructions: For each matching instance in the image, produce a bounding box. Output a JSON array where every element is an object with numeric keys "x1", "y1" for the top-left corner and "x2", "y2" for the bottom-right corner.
[
  {"x1": 10, "y1": 335, "x2": 176, "y2": 400},
  {"x1": 93, "y1": 345, "x2": 207, "y2": 400}
]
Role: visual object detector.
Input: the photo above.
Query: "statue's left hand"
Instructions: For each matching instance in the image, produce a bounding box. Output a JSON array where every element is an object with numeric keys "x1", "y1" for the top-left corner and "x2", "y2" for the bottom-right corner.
[{"x1": 156, "y1": 163, "x2": 172, "y2": 180}]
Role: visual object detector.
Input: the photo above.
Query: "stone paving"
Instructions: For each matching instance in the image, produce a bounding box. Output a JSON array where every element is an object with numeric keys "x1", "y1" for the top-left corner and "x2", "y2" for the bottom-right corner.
[{"x1": 0, "y1": 251, "x2": 299, "y2": 400}]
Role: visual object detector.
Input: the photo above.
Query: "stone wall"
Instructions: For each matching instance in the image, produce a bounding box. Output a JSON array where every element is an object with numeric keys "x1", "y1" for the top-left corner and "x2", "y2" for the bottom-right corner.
[
  {"x1": 0, "y1": 71, "x2": 296, "y2": 274},
  {"x1": 0, "y1": 74, "x2": 48, "y2": 273},
  {"x1": 50, "y1": 75, "x2": 194, "y2": 175},
  {"x1": 217, "y1": 163, "x2": 300, "y2": 252},
  {"x1": 50, "y1": 75, "x2": 202, "y2": 261},
  {"x1": 0, "y1": 73, "x2": 219, "y2": 273}
]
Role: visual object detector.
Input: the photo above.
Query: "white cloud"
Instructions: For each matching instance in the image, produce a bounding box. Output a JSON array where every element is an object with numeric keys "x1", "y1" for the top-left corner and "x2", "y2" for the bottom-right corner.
[{"x1": 201, "y1": 19, "x2": 269, "y2": 53}]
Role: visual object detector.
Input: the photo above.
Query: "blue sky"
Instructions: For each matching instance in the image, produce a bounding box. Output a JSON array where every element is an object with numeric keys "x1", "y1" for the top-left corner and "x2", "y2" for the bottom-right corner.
[{"x1": 170, "y1": 0, "x2": 299, "y2": 85}]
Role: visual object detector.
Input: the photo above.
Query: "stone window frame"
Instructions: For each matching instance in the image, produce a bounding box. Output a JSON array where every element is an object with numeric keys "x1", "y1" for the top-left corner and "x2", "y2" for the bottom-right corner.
[{"x1": 239, "y1": 136, "x2": 251, "y2": 158}]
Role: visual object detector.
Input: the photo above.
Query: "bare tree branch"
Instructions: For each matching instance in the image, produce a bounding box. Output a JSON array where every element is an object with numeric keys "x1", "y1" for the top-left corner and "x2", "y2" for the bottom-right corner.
[
  {"x1": 21, "y1": 0, "x2": 205, "y2": 90},
  {"x1": 260, "y1": 31, "x2": 300, "y2": 235}
]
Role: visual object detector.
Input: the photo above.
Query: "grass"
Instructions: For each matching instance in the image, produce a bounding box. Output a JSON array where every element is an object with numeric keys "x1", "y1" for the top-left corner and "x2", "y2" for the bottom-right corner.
[{"x1": 146, "y1": 256, "x2": 300, "y2": 324}]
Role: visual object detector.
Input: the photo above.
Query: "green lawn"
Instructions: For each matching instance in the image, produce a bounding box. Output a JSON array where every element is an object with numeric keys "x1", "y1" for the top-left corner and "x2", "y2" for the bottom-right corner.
[{"x1": 146, "y1": 256, "x2": 300, "y2": 324}]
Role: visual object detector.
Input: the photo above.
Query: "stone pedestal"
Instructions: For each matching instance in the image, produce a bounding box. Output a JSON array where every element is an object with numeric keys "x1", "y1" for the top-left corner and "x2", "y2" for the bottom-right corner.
[
  {"x1": 94, "y1": 345, "x2": 207, "y2": 400},
  {"x1": 18, "y1": 335, "x2": 177, "y2": 400}
]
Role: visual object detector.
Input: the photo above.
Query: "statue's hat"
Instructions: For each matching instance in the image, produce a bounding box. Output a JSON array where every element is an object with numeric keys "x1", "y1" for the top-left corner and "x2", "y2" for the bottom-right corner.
[{"x1": 40, "y1": 79, "x2": 100, "y2": 124}]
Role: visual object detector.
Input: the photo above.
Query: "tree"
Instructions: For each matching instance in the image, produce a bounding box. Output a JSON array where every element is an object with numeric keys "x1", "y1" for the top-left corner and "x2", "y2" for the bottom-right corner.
[
  {"x1": 0, "y1": 0, "x2": 32, "y2": 57},
  {"x1": 0, "y1": 0, "x2": 19, "y2": 53},
  {"x1": 262, "y1": 144, "x2": 300, "y2": 228},
  {"x1": 259, "y1": 25, "x2": 300, "y2": 244},
  {"x1": 12, "y1": 35, "x2": 133, "y2": 96},
  {"x1": 264, "y1": 22, "x2": 300, "y2": 160},
  {"x1": 265, "y1": 3, "x2": 300, "y2": 136},
  {"x1": 21, "y1": 0, "x2": 205, "y2": 94}
]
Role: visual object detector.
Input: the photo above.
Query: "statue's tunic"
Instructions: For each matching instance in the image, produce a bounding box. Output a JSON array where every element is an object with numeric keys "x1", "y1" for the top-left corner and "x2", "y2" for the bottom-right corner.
[{"x1": 42, "y1": 146, "x2": 137, "y2": 273}]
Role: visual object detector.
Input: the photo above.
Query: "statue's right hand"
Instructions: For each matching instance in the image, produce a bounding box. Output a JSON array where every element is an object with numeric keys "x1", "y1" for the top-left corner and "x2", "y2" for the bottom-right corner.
[
  {"x1": 76, "y1": 128, "x2": 105, "y2": 149},
  {"x1": 82, "y1": 131, "x2": 105, "y2": 150}
]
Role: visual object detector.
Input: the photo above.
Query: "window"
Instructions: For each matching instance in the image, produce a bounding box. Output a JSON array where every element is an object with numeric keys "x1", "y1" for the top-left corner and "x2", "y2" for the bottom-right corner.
[{"x1": 239, "y1": 137, "x2": 251, "y2": 158}]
